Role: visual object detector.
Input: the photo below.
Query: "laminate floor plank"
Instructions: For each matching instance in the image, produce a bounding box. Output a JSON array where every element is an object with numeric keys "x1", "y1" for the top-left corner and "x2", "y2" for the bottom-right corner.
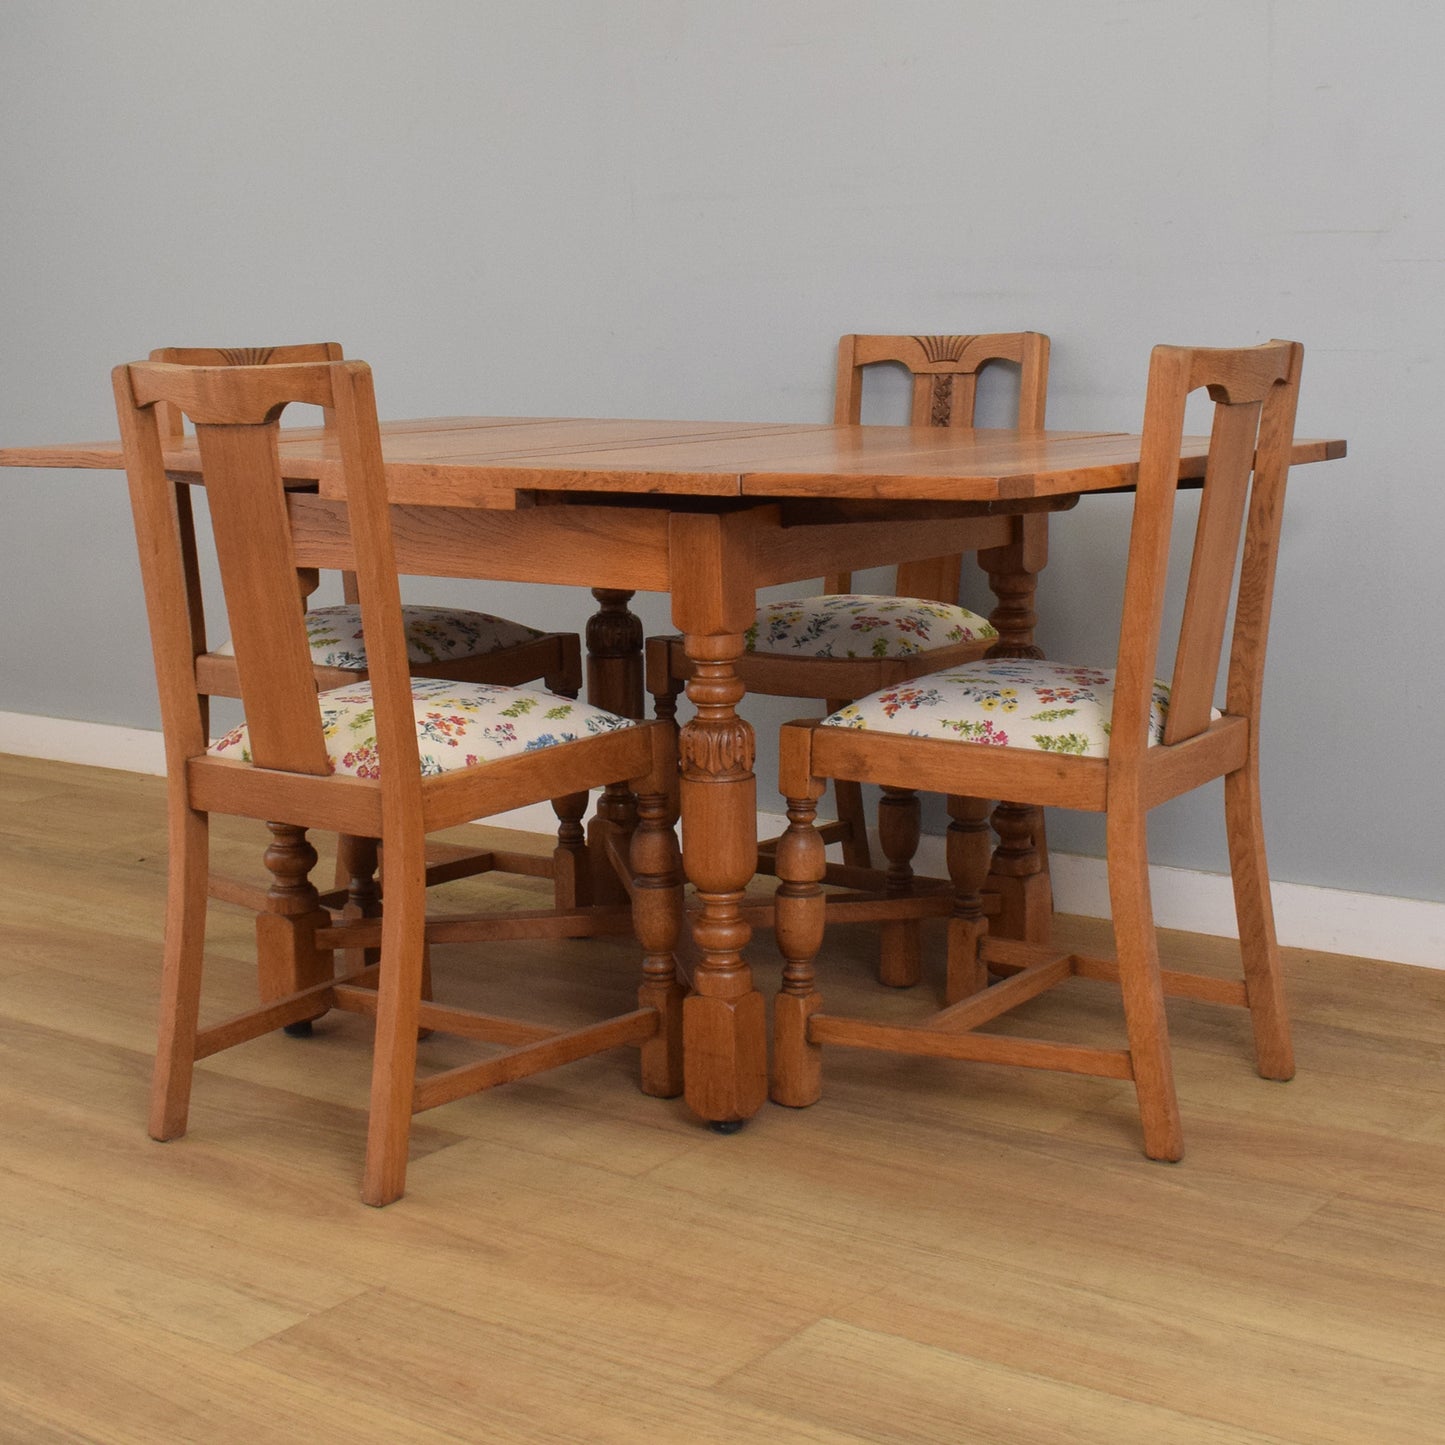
[{"x1": 2, "y1": 753, "x2": 1442, "y2": 1444}]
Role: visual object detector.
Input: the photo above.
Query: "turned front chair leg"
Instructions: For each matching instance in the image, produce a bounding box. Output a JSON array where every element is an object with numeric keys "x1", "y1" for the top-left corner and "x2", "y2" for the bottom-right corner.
[
  {"x1": 550, "y1": 789, "x2": 590, "y2": 910},
  {"x1": 631, "y1": 771, "x2": 685, "y2": 1098},
  {"x1": 257, "y1": 821, "x2": 334, "y2": 1035},
  {"x1": 335, "y1": 833, "x2": 381, "y2": 972},
  {"x1": 945, "y1": 795, "x2": 993, "y2": 1003},
  {"x1": 772, "y1": 785, "x2": 827, "y2": 1107},
  {"x1": 877, "y1": 785, "x2": 923, "y2": 987}
]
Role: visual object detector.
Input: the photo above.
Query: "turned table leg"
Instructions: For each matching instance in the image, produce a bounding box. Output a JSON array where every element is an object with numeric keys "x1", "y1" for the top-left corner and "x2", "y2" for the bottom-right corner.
[
  {"x1": 679, "y1": 633, "x2": 768, "y2": 1126},
  {"x1": 980, "y1": 514, "x2": 1053, "y2": 942},
  {"x1": 585, "y1": 587, "x2": 644, "y2": 904}
]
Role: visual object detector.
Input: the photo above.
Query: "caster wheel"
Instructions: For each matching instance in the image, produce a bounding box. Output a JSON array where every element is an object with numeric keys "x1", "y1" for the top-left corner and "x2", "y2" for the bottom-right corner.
[
  {"x1": 708, "y1": 1118, "x2": 746, "y2": 1135},
  {"x1": 283, "y1": 1020, "x2": 314, "y2": 1038}
]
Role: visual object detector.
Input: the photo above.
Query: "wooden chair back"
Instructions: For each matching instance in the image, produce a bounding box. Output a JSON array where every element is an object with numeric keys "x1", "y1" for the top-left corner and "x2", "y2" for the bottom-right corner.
[
  {"x1": 150, "y1": 342, "x2": 357, "y2": 621},
  {"x1": 828, "y1": 332, "x2": 1050, "y2": 599},
  {"x1": 149, "y1": 343, "x2": 343, "y2": 439},
  {"x1": 1112, "y1": 341, "x2": 1304, "y2": 766},
  {"x1": 833, "y1": 332, "x2": 1050, "y2": 430},
  {"x1": 114, "y1": 359, "x2": 422, "y2": 786}
]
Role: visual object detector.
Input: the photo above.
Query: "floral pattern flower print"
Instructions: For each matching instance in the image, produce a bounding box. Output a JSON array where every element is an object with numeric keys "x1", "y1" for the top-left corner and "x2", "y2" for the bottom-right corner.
[
  {"x1": 213, "y1": 604, "x2": 543, "y2": 671},
  {"x1": 823, "y1": 659, "x2": 1212, "y2": 757},
  {"x1": 744, "y1": 594, "x2": 996, "y2": 659},
  {"x1": 208, "y1": 679, "x2": 634, "y2": 778}
]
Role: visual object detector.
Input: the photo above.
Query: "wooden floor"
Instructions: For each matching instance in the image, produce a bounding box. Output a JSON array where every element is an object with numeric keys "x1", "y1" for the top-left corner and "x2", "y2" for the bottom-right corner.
[{"x1": 2, "y1": 753, "x2": 1443, "y2": 1443}]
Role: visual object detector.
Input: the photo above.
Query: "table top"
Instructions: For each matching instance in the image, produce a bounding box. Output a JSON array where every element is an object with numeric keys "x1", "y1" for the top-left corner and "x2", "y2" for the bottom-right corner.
[{"x1": 0, "y1": 415, "x2": 1346, "y2": 509}]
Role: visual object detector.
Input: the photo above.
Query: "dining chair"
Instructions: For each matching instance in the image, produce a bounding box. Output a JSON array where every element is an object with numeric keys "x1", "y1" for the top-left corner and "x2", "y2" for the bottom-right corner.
[
  {"x1": 152, "y1": 342, "x2": 591, "y2": 946},
  {"x1": 115, "y1": 355, "x2": 684, "y2": 1205},
  {"x1": 771, "y1": 340, "x2": 1304, "y2": 1161},
  {"x1": 645, "y1": 332, "x2": 1051, "y2": 982}
]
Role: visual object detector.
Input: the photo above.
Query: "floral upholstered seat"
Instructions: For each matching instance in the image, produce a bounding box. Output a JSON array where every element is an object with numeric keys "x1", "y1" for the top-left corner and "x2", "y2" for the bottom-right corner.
[
  {"x1": 214, "y1": 604, "x2": 543, "y2": 671},
  {"x1": 822, "y1": 658, "x2": 1216, "y2": 756},
  {"x1": 209, "y1": 679, "x2": 635, "y2": 779},
  {"x1": 745, "y1": 594, "x2": 997, "y2": 660}
]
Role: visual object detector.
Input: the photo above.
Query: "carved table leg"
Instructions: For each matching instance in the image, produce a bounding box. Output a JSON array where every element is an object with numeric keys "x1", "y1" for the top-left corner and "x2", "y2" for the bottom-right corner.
[
  {"x1": 980, "y1": 514, "x2": 1053, "y2": 942},
  {"x1": 679, "y1": 634, "x2": 768, "y2": 1126},
  {"x1": 257, "y1": 822, "x2": 333, "y2": 1034},
  {"x1": 586, "y1": 588, "x2": 644, "y2": 904}
]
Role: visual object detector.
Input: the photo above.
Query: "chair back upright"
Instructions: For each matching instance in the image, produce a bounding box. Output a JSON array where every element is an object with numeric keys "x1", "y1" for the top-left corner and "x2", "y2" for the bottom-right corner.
[
  {"x1": 114, "y1": 359, "x2": 423, "y2": 794},
  {"x1": 829, "y1": 332, "x2": 1051, "y2": 601},
  {"x1": 1111, "y1": 341, "x2": 1304, "y2": 769}
]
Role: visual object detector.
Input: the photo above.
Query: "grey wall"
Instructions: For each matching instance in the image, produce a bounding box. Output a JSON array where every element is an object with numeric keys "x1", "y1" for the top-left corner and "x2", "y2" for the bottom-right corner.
[{"x1": 3, "y1": 1, "x2": 1441, "y2": 903}]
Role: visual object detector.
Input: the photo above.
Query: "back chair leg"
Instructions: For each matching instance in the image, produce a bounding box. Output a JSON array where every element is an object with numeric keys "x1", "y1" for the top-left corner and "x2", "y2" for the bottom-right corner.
[
  {"x1": 1224, "y1": 764, "x2": 1295, "y2": 1081},
  {"x1": 361, "y1": 863, "x2": 430, "y2": 1208},
  {"x1": 149, "y1": 800, "x2": 211, "y2": 1142},
  {"x1": 1105, "y1": 803, "x2": 1184, "y2": 1161},
  {"x1": 877, "y1": 785, "x2": 923, "y2": 987}
]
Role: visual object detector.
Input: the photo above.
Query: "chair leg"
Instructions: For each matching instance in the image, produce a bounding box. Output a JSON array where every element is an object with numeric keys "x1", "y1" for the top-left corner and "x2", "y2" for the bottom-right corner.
[
  {"x1": 551, "y1": 790, "x2": 590, "y2": 909},
  {"x1": 877, "y1": 785, "x2": 922, "y2": 988},
  {"x1": 645, "y1": 652, "x2": 684, "y2": 828},
  {"x1": 361, "y1": 860, "x2": 428, "y2": 1207},
  {"x1": 258, "y1": 823, "x2": 333, "y2": 1036},
  {"x1": 334, "y1": 833, "x2": 381, "y2": 974},
  {"x1": 824, "y1": 698, "x2": 872, "y2": 868},
  {"x1": 944, "y1": 796, "x2": 992, "y2": 1003},
  {"x1": 772, "y1": 791, "x2": 827, "y2": 1108},
  {"x1": 150, "y1": 799, "x2": 211, "y2": 1142},
  {"x1": 1225, "y1": 763, "x2": 1295, "y2": 1081},
  {"x1": 832, "y1": 779, "x2": 872, "y2": 869},
  {"x1": 1105, "y1": 803, "x2": 1183, "y2": 1161},
  {"x1": 631, "y1": 782, "x2": 685, "y2": 1098}
]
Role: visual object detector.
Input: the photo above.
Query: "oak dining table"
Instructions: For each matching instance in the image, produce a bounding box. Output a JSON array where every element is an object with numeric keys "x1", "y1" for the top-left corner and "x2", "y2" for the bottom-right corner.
[{"x1": 0, "y1": 413, "x2": 1346, "y2": 1127}]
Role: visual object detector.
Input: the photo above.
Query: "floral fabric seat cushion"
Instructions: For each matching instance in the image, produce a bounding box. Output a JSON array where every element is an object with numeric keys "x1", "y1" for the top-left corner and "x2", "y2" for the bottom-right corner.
[
  {"x1": 745, "y1": 594, "x2": 997, "y2": 660},
  {"x1": 822, "y1": 658, "x2": 1216, "y2": 756},
  {"x1": 214, "y1": 604, "x2": 543, "y2": 670},
  {"x1": 208, "y1": 678, "x2": 634, "y2": 779}
]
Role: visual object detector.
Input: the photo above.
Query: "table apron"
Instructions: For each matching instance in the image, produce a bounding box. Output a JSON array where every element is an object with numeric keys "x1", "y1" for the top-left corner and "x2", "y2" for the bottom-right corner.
[
  {"x1": 289, "y1": 495, "x2": 1019, "y2": 596},
  {"x1": 288, "y1": 496, "x2": 674, "y2": 591}
]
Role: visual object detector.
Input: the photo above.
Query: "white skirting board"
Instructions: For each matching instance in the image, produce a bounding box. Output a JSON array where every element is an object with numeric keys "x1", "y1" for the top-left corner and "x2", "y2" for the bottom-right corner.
[{"x1": 6, "y1": 710, "x2": 1440, "y2": 971}]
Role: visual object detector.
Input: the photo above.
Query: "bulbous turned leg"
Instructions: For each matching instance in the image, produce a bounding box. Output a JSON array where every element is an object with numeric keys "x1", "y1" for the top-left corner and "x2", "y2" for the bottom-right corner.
[
  {"x1": 877, "y1": 785, "x2": 923, "y2": 987},
  {"x1": 982, "y1": 515, "x2": 1053, "y2": 942},
  {"x1": 945, "y1": 795, "x2": 993, "y2": 1003},
  {"x1": 631, "y1": 783, "x2": 685, "y2": 1098},
  {"x1": 586, "y1": 588, "x2": 644, "y2": 904},
  {"x1": 257, "y1": 822, "x2": 333, "y2": 1035},
  {"x1": 334, "y1": 833, "x2": 381, "y2": 975},
  {"x1": 772, "y1": 790, "x2": 827, "y2": 1108},
  {"x1": 550, "y1": 789, "x2": 590, "y2": 910},
  {"x1": 679, "y1": 635, "x2": 767, "y2": 1127}
]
